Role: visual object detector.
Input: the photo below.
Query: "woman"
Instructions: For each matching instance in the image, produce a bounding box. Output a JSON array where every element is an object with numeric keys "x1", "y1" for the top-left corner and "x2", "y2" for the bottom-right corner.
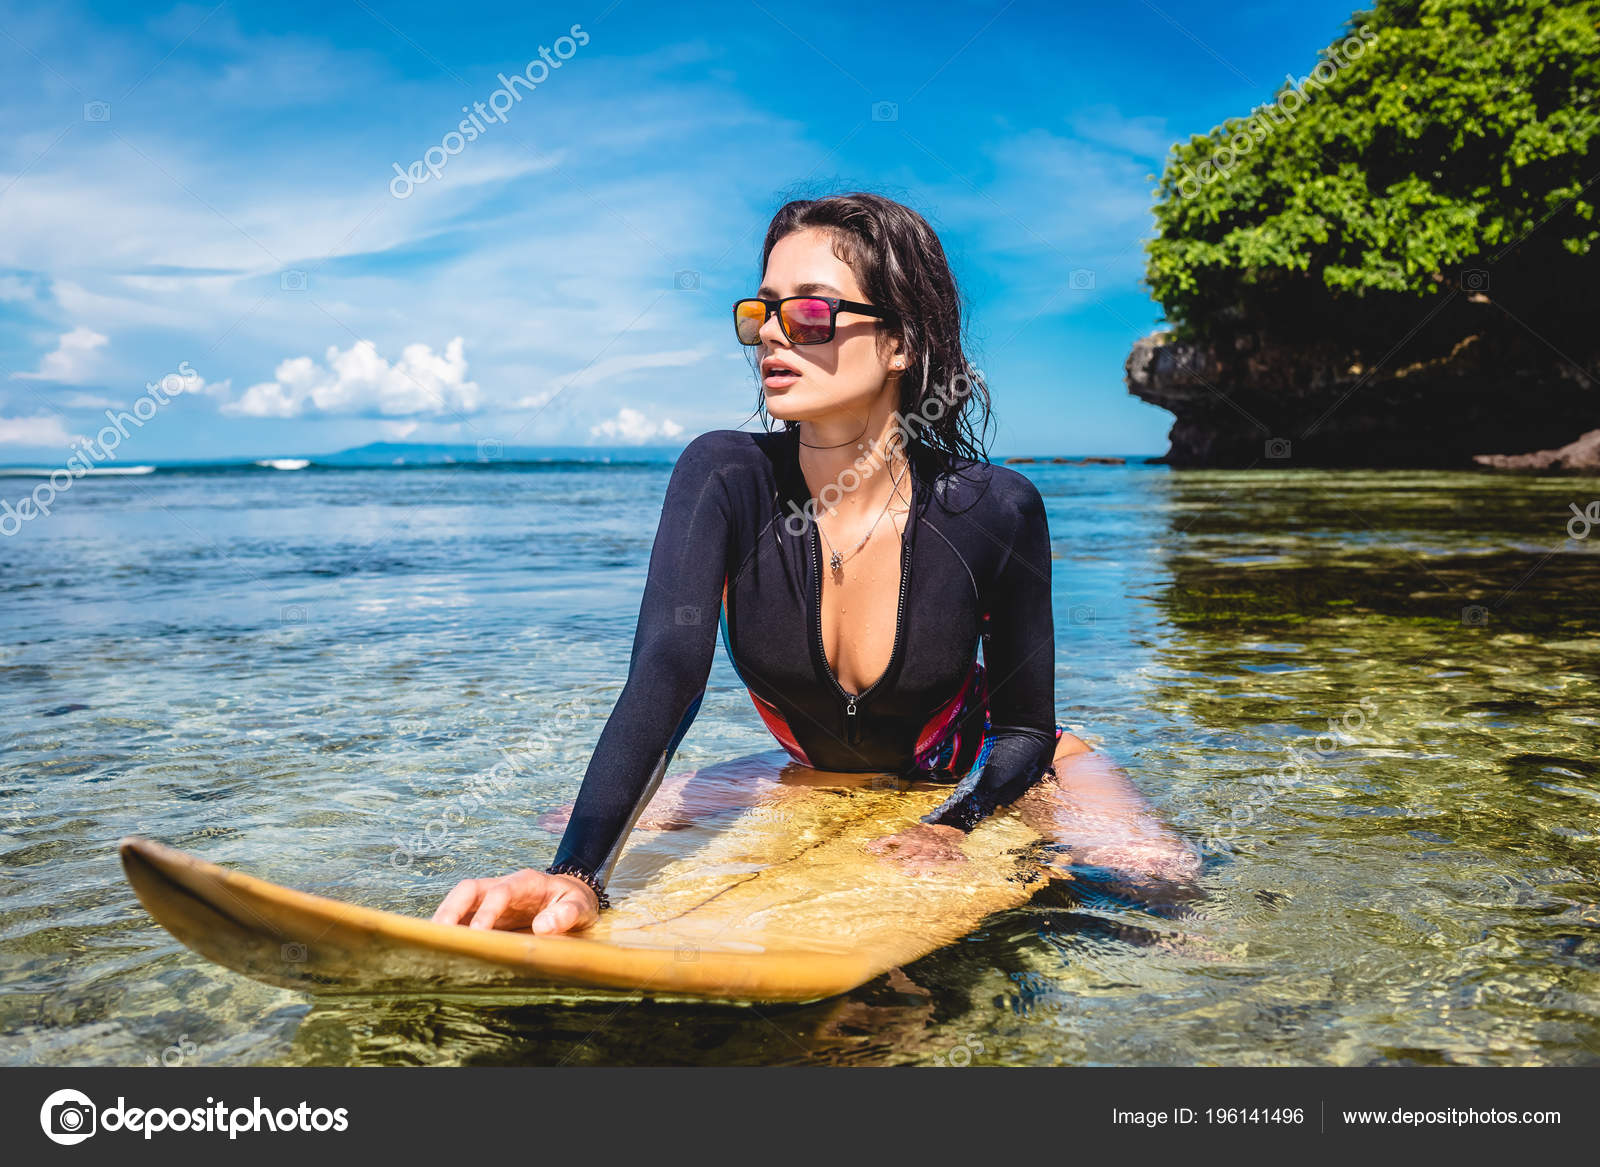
[{"x1": 432, "y1": 192, "x2": 1200, "y2": 936}]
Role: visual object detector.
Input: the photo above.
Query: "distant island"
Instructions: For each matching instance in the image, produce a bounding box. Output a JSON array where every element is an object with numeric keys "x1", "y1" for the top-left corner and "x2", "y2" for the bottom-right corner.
[
  {"x1": 303, "y1": 441, "x2": 688, "y2": 466},
  {"x1": 1129, "y1": 0, "x2": 1599, "y2": 470}
]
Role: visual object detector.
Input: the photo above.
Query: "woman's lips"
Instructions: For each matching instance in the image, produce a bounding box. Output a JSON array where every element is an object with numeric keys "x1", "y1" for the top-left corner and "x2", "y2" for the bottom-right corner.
[{"x1": 762, "y1": 359, "x2": 802, "y2": 389}]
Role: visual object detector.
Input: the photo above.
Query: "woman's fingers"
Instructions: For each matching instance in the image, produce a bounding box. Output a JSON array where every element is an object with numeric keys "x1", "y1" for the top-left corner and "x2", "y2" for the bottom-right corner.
[
  {"x1": 432, "y1": 870, "x2": 599, "y2": 934},
  {"x1": 429, "y1": 878, "x2": 485, "y2": 926},
  {"x1": 866, "y1": 827, "x2": 968, "y2": 870},
  {"x1": 531, "y1": 893, "x2": 582, "y2": 934},
  {"x1": 534, "y1": 878, "x2": 602, "y2": 933},
  {"x1": 468, "y1": 881, "x2": 516, "y2": 930}
]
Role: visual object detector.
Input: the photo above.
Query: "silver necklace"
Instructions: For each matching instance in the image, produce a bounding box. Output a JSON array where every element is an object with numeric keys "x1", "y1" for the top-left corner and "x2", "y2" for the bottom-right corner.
[{"x1": 816, "y1": 453, "x2": 910, "y2": 574}]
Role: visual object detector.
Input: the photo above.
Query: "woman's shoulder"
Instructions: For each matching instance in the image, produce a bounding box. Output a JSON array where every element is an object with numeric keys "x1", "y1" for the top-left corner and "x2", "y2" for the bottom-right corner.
[
  {"x1": 673, "y1": 428, "x2": 788, "y2": 468},
  {"x1": 669, "y1": 429, "x2": 791, "y2": 495},
  {"x1": 674, "y1": 428, "x2": 770, "y2": 461}
]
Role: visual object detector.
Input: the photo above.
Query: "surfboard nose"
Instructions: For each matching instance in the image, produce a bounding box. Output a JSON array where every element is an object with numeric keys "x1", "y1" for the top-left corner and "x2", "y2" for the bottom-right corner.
[{"x1": 118, "y1": 835, "x2": 179, "y2": 872}]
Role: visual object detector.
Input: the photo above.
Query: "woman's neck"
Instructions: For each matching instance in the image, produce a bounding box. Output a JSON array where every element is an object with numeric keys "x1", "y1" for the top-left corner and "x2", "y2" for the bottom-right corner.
[{"x1": 791, "y1": 399, "x2": 914, "y2": 518}]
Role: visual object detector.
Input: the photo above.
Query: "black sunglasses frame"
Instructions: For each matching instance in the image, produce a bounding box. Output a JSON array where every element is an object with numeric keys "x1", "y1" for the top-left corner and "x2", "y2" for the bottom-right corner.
[{"x1": 733, "y1": 296, "x2": 894, "y2": 346}]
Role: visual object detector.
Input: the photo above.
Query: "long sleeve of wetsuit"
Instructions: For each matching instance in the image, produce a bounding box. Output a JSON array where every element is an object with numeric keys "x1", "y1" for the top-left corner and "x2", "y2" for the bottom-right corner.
[
  {"x1": 920, "y1": 475, "x2": 1058, "y2": 831},
  {"x1": 545, "y1": 433, "x2": 733, "y2": 894}
]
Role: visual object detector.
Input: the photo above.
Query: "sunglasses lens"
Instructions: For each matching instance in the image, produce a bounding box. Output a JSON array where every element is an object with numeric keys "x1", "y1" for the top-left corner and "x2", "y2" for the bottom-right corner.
[
  {"x1": 781, "y1": 298, "x2": 833, "y2": 344},
  {"x1": 734, "y1": 300, "x2": 766, "y2": 345}
]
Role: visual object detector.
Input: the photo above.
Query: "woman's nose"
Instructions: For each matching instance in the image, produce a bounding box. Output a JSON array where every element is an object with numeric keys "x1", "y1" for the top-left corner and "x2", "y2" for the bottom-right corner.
[{"x1": 759, "y1": 306, "x2": 789, "y2": 348}]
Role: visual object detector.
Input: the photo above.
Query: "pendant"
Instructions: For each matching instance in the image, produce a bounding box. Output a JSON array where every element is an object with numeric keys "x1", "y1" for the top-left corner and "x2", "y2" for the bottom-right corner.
[{"x1": 829, "y1": 550, "x2": 843, "y2": 572}]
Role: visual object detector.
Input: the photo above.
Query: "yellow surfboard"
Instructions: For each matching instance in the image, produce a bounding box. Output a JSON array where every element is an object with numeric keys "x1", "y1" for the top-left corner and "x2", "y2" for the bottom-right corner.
[{"x1": 120, "y1": 782, "x2": 1051, "y2": 1005}]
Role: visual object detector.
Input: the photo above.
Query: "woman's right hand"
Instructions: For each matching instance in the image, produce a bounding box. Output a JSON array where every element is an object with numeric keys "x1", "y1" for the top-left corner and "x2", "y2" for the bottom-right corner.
[{"x1": 429, "y1": 868, "x2": 600, "y2": 935}]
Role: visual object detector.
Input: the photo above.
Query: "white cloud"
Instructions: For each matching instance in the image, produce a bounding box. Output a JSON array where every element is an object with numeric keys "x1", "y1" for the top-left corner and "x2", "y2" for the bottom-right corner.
[
  {"x1": 380, "y1": 420, "x2": 418, "y2": 440},
  {"x1": 55, "y1": 375, "x2": 228, "y2": 410},
  {"x1": 512, "y1": 389, "x2": 557, "y2": 410},
  {"x1": 557, "y1": 348, "x2": 708, "y2": 392},
  {"x1": 507, "y1": 350, "x2": 709, "y2": 415},
  {"x1": 1068, "y1": 105, "x2": 1175, "y2": 160},
  {"x1": 0, "y1": 414, "x2": 79, "y2": 446},
  {"x1": 222, "y1": 338, "x2": 481, "y2": 419},
  {"x1": 10, "y1": 326, "x2": 109, "y2": 383},
  {"x1": 49, "y1": 280, "x2": 201, "y2": 331},
  {"x1": 589, "y1": 407, "x2": 684, "y2": 444},
  {"x1": 0, "y1": 12, "x2": 822, "y2": 445},
  {"x1": 0, "y1": 275, "x2": 37, "y2": 302},
  {"x1": 978, "y1": 130, "x2": 1156, "y2": 253},
  {"x1": 60, "y1": 391, "x2": 120, "y2": 408}
]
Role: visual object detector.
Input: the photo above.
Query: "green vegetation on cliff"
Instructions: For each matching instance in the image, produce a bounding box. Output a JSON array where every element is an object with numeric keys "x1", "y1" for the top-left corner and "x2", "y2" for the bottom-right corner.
[{"x1": 1145, "y1": 0, "x2": 1600, "y2": 350}]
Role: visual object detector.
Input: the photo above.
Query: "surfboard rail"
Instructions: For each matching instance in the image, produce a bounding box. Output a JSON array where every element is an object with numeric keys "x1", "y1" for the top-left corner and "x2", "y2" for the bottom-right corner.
[
  {"x1": 120, "y1": 836, "x2": 892, "y2": 1003},
  {"x1": 118, "y1": 782, "x2": 1050, "y2": 1004}
]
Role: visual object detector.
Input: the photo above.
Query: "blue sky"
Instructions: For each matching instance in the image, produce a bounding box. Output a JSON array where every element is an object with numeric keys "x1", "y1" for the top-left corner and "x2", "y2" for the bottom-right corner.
[{"x1": 0, "y1": 0, "x2": 1361, "y2": 462}]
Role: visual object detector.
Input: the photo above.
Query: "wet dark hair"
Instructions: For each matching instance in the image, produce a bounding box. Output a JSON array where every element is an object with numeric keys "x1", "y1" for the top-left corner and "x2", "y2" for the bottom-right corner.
[{"x1": 750, "y1": 191, "x2": 993, "y2": 480}]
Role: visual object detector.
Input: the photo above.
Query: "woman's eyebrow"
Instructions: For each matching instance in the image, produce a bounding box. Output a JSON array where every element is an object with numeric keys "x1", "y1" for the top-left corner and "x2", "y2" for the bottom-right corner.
[{"x1": 754, "y1": 281, "x2": 846, "y2": 298}]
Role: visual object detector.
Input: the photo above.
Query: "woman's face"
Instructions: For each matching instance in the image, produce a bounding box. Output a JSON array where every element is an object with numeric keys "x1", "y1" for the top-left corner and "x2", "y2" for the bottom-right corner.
[{"x1": 753, "y1": 227, "x2": 900, "y2": 423}]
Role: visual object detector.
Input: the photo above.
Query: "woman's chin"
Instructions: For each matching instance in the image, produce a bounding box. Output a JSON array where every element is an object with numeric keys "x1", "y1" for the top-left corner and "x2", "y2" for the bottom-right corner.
[
  {"x1": 763, "y1": 393, "x2": 807, "y2": 422},
  {"x1": 765, "y1": 389, "x2": 855, "y2": 424}
]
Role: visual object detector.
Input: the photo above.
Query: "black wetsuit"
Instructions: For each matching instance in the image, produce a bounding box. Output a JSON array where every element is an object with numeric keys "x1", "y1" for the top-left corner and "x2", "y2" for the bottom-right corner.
[{"x1": 547, "y1": 426, "x2": 1060, "y2": 896}]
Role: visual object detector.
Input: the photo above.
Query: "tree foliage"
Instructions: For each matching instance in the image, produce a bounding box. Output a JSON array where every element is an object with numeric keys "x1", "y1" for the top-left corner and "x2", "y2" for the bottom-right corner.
[{"x1": 1145, "y1": 0, "x2": 1600, "y2": 351}]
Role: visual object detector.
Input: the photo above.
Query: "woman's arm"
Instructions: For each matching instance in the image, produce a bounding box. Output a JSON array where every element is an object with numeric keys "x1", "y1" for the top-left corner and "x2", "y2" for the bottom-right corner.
[
  {"x1": 545, "y1": 432, "x2": 736, "y2": 890},
  {"x1": 1017, "y1": 743, "x2": 1204, "y2": 895},
  {"x1": 920, "y1": 471, "x2": 1058, "y2": 831},
  {"x1": 432, "y1": 432, "x2": 735, "y2": 931}
]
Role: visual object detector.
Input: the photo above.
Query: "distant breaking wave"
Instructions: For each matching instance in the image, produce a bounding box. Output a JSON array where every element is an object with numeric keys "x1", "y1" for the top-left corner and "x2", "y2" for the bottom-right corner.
[
  {"x1": 0, "y1": 456, "x2": 678, "y2": 479},
  {"x1": 0, "y1": 465, "x2": 156, "y2": 477}
]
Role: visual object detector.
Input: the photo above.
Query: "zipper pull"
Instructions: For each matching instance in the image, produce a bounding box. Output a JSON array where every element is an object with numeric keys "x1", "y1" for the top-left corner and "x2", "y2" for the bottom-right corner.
[{"x1": 845, "y1": 694, "x2": 858, "y2": 741}]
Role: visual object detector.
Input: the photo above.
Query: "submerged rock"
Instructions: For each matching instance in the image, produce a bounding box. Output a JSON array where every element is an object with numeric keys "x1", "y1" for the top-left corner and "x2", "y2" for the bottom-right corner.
[
  {"x1": 1010, "y1": 456, "x2": 1128, "y2": 466},
  {"x1": 1474, "y1": 428, "x2": 1600, "y2": 473}
]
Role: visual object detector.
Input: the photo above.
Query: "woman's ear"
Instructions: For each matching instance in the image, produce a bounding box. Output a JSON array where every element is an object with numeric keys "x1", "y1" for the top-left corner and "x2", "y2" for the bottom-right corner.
[{"x1": 881, "y1": 331, "x2": 907, "y2": 374}]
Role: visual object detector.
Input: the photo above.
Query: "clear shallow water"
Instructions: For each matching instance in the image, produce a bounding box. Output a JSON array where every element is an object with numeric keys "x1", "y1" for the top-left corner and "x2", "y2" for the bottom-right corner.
[{"x1": 2, "y1": 460, "x2": 1598, "y2": 1066}]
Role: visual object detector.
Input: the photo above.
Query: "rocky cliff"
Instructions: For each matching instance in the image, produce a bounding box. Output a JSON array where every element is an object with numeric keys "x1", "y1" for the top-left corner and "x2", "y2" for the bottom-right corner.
[{"x1": 1126, "y1": 326, "x2": 1599, "y2": 470}]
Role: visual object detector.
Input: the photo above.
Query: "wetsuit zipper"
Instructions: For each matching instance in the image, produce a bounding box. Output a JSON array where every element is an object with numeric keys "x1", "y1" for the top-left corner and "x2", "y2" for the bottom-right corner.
[{"x1": 810, "y1": 473, "x2": 916, "y2": 749}]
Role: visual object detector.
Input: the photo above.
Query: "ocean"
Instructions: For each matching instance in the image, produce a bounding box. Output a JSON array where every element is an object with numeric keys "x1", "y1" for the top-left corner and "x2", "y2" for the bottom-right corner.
[{"x1": 3, "y1": 456, "x2": 1598, "y2": 1065}]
